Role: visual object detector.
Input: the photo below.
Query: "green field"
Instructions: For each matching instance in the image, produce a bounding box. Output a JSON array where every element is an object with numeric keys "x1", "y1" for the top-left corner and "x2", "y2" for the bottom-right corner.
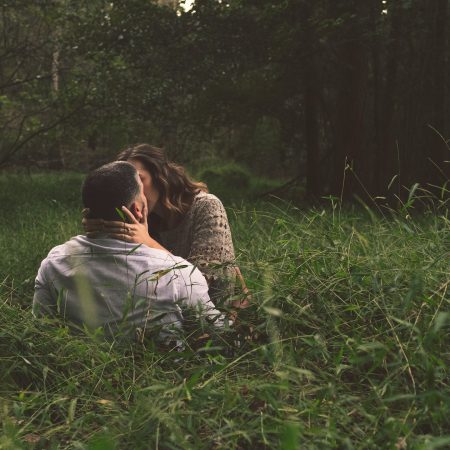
[{"x1": 0, "y1": 174, "x2": 449, "y2": 449}]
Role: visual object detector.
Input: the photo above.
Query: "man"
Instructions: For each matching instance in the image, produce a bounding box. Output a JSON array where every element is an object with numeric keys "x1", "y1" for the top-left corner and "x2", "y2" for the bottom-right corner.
[{"x1": 33, "y1": 161, "x2": 224, "y2": 342}]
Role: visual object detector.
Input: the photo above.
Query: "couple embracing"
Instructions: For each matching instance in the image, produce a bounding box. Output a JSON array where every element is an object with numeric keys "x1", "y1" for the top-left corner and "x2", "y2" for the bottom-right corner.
[{"x1": 33, "y1": 144, "x2": 249, "y2": 343}]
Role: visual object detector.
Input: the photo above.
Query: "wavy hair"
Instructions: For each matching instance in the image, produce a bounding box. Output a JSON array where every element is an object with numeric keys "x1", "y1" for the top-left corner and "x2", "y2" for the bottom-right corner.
[{"x1": 117, "y1": 144, "x2": 208, "y2": 223}]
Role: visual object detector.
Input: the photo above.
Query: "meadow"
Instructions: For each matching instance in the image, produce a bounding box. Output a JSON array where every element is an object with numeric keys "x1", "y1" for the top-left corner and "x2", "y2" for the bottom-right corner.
[{"x1": 0, "y1": 173, "x2": 449, "y2": 449}]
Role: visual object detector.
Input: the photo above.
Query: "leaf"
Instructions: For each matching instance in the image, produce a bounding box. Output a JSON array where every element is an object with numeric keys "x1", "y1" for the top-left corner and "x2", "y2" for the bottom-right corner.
[
  {"x1": 406, "y1": 183, "x2": 420, "y2": 206},
  {"x1": 96, "y1": 399, "x2": 113, "y2": 405},
  {"x1": 433, "y1": 312, "x2": 449, "y2": 333},
  {"x1": 138, "y1": 385, "x2": 168, "y2": 392},
  {"x1": 186, "y1": 371, "x2": 203, "y2": 390},
  {"x1": 263, "y1": 306, "x2": 283, "y2": 317},
  {"x1": 127, "y1": 243, "x2": 142, "y2": 255},
  {"x1": 21, "y1": 356, "x2": 31, "y2": 365},
  {"x1": 67, "y1": 398, "x2": 77, "y2": 423},
  {"x1": 388, "y1": 174, "x2": 398, "y2": 190},
  {"x1": 115, "y1": 207, "x2": 126, "y2": 222},
  {"x1": 419, "y1": 436, "x2": 450, "y2": 450},
  {"x1": 88, "y1": 434, "x2": 117, "y2": 450},
  {"x1": 280, "y1": 422, "x2": 300, "y2": 450},
  {"x1": 383, "y1": 393, "x2": 416, "y2": 403},
  {"x1": 357, "y1": 341, "x2": 387, "y2": 352}
]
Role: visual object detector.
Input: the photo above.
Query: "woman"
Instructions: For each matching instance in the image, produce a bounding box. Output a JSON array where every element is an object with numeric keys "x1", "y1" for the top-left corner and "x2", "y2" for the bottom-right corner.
[{"x1": 84, "y1": 144, "x2": 246, "y2": 303}]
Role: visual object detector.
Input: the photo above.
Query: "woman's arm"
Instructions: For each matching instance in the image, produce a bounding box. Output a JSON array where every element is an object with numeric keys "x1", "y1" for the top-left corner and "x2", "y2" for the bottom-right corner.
[
  {"x1": 189, "y1": 195, "x2": 235, "y2": 267},
  {"x1": 188, "y1": 195, "x2": 237, "y2": 301}
]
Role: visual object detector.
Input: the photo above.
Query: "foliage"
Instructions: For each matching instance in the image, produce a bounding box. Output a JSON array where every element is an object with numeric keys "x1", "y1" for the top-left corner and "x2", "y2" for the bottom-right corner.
[
  {"x1": 1, "y1": 1, "x2": 449, "y2": 201},
  {"x1": 1, "y1": 174, "x2": 449, "y2": 448},
  {"x1": 198, "y1": 162, "x2": 250, "y2": 201}
]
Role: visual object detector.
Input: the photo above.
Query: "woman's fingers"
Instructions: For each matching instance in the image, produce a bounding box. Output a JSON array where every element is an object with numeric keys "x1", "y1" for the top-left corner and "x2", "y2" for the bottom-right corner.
[
  {"x1": 82, "y1": 218, "x2": 105, "y2": 232},
  {"x1": 83, "y1": 217, "x2": 135, "y2": 235},
  {"x1": 105, "y1": 222, "x2": 139, "y2": 237},
  {"x1": 101, "y1": 220, "x2": 127, "y2": 228},
  {"x1": 141, "y1": 200, "x2": 149, "y2": 226},
  {"x1": 121, "y1": 206, "x2": 139, "y2": 224},
  {"x1": 101, "y1": 222, "x2": 131, "y2": 233},
  {"x1": 83, "y1": 214, "x2": 149, "y2": 245},
  {"x1": 107, "y1": 232, "x2": 133, "y2": 242},
  {"x1": 93, "y1": 220, "x2": 129, "y2": 233}
]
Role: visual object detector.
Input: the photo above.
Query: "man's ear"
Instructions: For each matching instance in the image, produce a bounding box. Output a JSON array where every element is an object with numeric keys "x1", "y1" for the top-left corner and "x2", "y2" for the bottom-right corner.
[{"x1": 129, "y1": 202, "x2": 143, "y2": 222}]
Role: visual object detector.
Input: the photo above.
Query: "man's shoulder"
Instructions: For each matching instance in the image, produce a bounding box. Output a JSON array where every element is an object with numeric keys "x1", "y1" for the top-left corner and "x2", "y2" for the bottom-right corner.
[
  {"x1": 44, "y1": 235, "x2": 165, "y2": 259},
  {"x1": 42, "y1": 235, "x2": 91, "y2": 259},
  {"x1": 40, "y1": 236, "x2": 202, "y2": 278},
  {"x1": 43, "y1": 236, "x2": 79, "y2": 258}
]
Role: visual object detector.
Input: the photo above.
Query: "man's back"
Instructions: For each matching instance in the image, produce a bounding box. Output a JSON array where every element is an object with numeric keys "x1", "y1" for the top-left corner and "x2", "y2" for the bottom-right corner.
[{"x1": 33, "y1": 235, "x2": 222, "y2": 340}]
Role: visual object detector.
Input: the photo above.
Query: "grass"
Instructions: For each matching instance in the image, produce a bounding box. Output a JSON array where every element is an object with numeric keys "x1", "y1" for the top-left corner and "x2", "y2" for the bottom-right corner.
[{"x1": 0, "y1": 172, "x2": 449, "y2": 449}]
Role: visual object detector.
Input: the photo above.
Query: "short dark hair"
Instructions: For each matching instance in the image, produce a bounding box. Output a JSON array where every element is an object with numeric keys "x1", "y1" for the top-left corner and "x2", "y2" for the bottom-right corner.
[{"x1": 82, "y1": 161, "x2": 140, "y2": 221}]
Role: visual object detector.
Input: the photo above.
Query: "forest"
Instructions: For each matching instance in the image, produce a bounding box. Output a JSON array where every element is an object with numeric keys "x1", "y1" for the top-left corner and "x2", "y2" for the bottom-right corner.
[
  {"x1": 1, "y1": 1, "x2": 449, "y2": 449},
  {"x1": 1, "y1": 0, "x2": 449, "y2": 199}
]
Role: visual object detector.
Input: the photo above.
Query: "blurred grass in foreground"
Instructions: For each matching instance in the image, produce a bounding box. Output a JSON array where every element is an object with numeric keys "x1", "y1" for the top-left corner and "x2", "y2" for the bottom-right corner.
[{"x1": 0, "y1": 173, "x2": 449, "y2": 449}]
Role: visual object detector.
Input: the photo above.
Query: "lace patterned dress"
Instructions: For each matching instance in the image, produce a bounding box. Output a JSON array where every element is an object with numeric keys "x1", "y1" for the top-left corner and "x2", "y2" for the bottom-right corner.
[{"x1": 158, "y1": 191, "x2": 236, "y2": 302}]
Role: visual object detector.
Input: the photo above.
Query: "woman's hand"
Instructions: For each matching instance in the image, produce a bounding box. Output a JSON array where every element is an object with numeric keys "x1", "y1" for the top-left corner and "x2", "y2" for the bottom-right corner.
[
  {"x1": 105, "y1": 205, "x2": 151, "y2": 244},
  {"x1": 82, "y1": 209, "x2": 105, "y2": 236},
  {"x1": 81, "y1": 206, "x2": 169, "y2": 252}
]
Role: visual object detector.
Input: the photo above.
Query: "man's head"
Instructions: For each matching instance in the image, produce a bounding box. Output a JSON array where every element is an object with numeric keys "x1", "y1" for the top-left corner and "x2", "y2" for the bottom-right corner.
[{"x1": 82, "y1": 161, "x2": 145, "y2": 221}]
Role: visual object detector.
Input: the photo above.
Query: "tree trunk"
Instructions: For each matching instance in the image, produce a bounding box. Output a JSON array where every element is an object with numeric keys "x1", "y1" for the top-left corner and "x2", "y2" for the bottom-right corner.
[
  {"x1": 379, "y1": 1, "x2": 402, "y2": 198},
  {"x1": 303, "y1": 3, "x2": 321, "y2": 199},
  {"x1": 47, "y1": 25, "x2": 65, "y2": 169},
  {"x1": 425, "y1": 0, "x2": 449, "y2": 185},
  {"x1": 331, "y1": 2, "x2": 369, "y2": 200},
  {"x1": 370, "y1": 0, "x2": 383, "y2": 196}
]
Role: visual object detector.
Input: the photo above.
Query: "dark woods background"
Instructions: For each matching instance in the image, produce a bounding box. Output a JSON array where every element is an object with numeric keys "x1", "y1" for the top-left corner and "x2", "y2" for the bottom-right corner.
[{"x1": 1, "y1": 0, "x2": 449, "y2": 201}]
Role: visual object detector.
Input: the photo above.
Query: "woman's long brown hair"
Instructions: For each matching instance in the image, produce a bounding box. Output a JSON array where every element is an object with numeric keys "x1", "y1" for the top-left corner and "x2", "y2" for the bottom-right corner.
[{"x1": 117, "y1": 144, "x2": 207, "y2": 224}]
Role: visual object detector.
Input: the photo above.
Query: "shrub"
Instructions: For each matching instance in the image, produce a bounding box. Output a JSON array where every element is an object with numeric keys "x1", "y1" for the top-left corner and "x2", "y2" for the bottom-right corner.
[{"x1": 198, "y1": 162, "x2": 251, "y2": 201}]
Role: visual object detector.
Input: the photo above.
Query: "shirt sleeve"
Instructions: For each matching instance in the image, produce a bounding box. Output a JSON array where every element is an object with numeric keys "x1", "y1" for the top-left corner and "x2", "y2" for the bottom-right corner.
[
  {"x1": 188, "y1": 195, "x2": 237, "y2": 300},
  {"x1": 175, "y1": 263, "x2": 227, "y2": 327},
  {"x1": 32, "y1": 261, "x2": 57, "y2": 318}
]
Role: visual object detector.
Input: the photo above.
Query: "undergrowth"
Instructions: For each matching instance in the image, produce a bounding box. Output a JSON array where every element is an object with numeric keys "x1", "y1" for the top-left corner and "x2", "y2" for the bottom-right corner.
[{"x1": 0, "y1": 173, "x2": 449, "y2": 449}]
